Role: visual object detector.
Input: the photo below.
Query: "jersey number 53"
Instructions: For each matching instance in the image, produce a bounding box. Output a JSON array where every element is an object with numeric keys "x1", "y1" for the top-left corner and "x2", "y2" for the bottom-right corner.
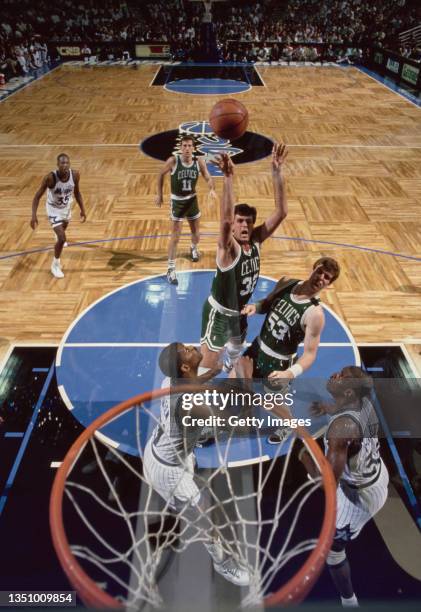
[{"x1": 267, "y1": 311, "x2": 290, "y2": 341}]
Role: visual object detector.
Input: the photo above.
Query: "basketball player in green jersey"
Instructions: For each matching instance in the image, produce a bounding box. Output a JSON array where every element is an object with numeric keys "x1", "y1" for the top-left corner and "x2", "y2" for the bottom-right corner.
[
  {"x1": 200, "y1": 143, "x2": 288, "y2": 372},
  {"x1": 242, "y1": 256, "x2": 340, "y2": 443},
  {"x1": 156, "y1": 135, "x2": 216, "y2": 285}
]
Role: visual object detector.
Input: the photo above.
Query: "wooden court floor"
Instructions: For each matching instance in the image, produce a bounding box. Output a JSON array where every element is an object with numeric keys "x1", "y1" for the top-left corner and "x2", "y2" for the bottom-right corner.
[{"x1": 0, "y1": 64, "x2": 420, "y2": 368}]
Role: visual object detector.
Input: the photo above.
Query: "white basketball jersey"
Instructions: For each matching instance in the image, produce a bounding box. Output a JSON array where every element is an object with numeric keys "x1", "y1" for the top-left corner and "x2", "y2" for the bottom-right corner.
[
  {"x1": 46, "y1": 170, "x2": 75, "y2": 212},
  {"x1": 151, "y1": 378, "x2": 202, "y2": 465},
  {"x1": 324, "y1": 397, "x2": 382, "y2": 488}
]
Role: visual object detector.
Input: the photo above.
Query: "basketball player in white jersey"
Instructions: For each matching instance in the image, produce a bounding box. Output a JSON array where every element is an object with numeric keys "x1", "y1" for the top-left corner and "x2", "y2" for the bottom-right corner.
[
  {"x1": 30, "y1": 153, "x2": 86, "y2": 278},
  {"x1": 299, "y1": 366, "x2": 389, "y2": 607},
  {"x1": 143, "y1": 342, "x2": 251, "y2": 586}
]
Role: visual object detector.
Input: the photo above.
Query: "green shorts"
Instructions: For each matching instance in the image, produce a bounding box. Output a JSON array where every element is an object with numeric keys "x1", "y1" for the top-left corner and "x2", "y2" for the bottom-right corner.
[
  {"x1": 201, "y1": 298, "x2": 247, "y2": 352},
  {"x1": 171, "y1": 195, "x2": 200, "y2": 221},
  {"x1": 244, "y1": 337, "x2": 295, "y2": 378}
]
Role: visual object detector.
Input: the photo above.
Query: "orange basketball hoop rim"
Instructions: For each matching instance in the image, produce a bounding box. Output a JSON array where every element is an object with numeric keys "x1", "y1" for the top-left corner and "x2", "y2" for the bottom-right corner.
[{"x1": 50, "y1": 387, "x2": 336, "y2": 608}]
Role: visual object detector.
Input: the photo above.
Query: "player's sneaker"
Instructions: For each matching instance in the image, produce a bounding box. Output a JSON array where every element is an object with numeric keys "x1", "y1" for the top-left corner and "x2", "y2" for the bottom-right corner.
[
  {"x1": 190, "y1": 245, "x2": 200, "y2": 262},
  {"x1": 51, "y1": 260, "x2": 64, "y2": 278},
  {"x1": 222, "y1": 354, "x2": 234, "y2": 373},
  {"x1": 341, "y1": 594, "x2": 359, "y2": 607},
  {"x1": 167, "y1": 268, "x2": 178, "y2": 285},
  {"x1": 267, "y1": 427, "x2": 291, "y2": 445},
  {"x1": 204, "y1": 539, "x2": 224, "y2": 565},
  {"x1": 213, "y1": 557, "x2": 250, "y2": 587}
]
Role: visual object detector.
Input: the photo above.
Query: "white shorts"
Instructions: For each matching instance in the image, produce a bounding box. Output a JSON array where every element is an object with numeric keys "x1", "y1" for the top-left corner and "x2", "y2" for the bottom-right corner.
[
  {"x1": 335, "y1": 459, "x2": 389, "y2": 544},
  {"x1": 47, "y1": 206, "x2": 71, "y2": 228},
  {"x1": 143, "y1": 439, "x2": 200, "y2": 509}
]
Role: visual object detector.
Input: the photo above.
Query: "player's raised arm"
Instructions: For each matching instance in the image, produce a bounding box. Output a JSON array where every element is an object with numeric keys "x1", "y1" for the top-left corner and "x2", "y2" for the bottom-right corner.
[
  {"x1": 73, "y1": 170, "x2": 86, "y2": 222},
  {"x1": 198, "y1": 157, "x2": 217, "y2": 202},
  {"x1": 155, "y1": 156, "x2": 175, "y2": 207},
  {"x1": 212, "y1": 153, "x2": 237, "y2": 259},
  {"x1": 252, "y1": 142, "x2": 288, "y2": 244},
  {"x1": 268, "y1": 305, "x2": 325, "y2": 381},
  {"x1": 30, "y1": 173, "x2": 53, "y2": 229}
]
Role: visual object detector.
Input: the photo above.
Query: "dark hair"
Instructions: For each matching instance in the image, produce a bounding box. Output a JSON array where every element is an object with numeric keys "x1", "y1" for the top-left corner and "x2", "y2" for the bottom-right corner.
[
  {"x1": 180, "y1": 135, "x2": 195, "y2": 146},
  {"x1": 159, "y1": 343, "x2": 181, "y2": 378},
  {"x1": 57, "y1": 153, "x2": 70, "y2": 163},
  {"x1": 346, "y1": 366, "x2": 373, "y2": 400},
  {"x1": 234, "y1": 203, "x2": 257, "y2": 223},
  {"x1": 313, "y1": 257, "x2": 340, "y2": 283}
]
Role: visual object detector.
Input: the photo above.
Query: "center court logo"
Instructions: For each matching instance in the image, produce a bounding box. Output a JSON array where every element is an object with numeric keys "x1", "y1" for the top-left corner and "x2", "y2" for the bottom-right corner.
[{"x1": 140, "y1": 121, "x2": 273, "y2": 176}]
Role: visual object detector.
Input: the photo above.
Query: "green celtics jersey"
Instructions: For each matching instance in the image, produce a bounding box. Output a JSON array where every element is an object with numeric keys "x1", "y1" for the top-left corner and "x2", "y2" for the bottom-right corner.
[
  {"x1": 210, "y1": 242, "x2": 260, "y2": 313},
  {"x1": 259, "y1": 281, "x2": 320, "y2": 355},
  {"x1": 170, "y1": 155, "x2": 200, "y2": 199}
]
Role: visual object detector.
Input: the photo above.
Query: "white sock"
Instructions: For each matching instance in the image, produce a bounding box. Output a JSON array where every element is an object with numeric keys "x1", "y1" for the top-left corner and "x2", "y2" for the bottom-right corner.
[
  {"x1": 53, "y1": 257, "x2": 60, "y2": 264},
  {"x1": 168, "y1": 259, "x2": 176, "y2": 270},
  {"x1": 341, "y1": 594, "x2": 359, "y2": 607}
]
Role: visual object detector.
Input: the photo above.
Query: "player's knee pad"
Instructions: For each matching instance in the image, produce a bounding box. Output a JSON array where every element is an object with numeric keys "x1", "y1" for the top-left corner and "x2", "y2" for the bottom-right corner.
[{"x1": 327, "y1": 547, "x2": 347, "y2": 567}]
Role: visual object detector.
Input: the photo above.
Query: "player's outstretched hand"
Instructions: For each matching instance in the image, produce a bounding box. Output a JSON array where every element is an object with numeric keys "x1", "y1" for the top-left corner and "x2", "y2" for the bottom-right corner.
[
  {"x1": 268, "y1": 369, "x2": 294, "y2": 381},
  {"x1": 30, "y1": 215, "x2": 38, "y2": 230},
  {"x1": 271, "y1": 142, "x2": 288, "y2": 171},
  {"x1": 155, "y1": 195, "x2": 163, "y2": 208},
  {"x1": 235, "y1": 355, "x2": 254, "y2": 379},
  {"x1": 80, "y1": 211, "x2": 87, "y2": 223},
  {"x1": 241, "y1": 304, "x2": 257, "y2": 316},
  {"x1": 211, "y1": 153, "x2": 234, "y2": 177},
  {"x1": 207, "y1": 188, "x2": 218, "y2": 204}
]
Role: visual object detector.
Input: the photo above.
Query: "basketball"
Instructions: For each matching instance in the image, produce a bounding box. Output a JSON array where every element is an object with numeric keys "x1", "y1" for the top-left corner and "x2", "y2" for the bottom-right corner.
[{"x1": 209, "y1": 99, "x2": 249, "y2": 141}]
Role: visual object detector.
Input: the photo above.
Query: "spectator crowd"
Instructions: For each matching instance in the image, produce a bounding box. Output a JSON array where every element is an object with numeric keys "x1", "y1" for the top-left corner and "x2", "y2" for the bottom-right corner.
[{"x1": 1, "y1": 0, "x2": 420, "y2": 81}]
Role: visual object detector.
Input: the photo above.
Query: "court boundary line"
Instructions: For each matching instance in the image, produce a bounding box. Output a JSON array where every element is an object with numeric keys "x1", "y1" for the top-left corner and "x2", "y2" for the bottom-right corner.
[
  {"x1": 148, "y1": 65, "x2": 161, "y2": 87},
  {"x1": 0, "y1": 361, "x2": 55, "y2": 517},
  {"x1": 55, "y1": 269, "x2": 359, "y2": 367},
  {"x1": 0, "y1": 344, "x2": 16, "y2": 378},
  {"x1": 371, "y1": 392, "x2": 421, "y2": 531},
  {"x1": 55, "y1": 267, "x2": 360, "y2": 456},
  {"x1": 2, "y1": 232, "x2": 421, "y2": 264},
  {"x1": 1, "y1": 143, "x2": 421, "y2": 149},
  {"x1": 0, "y1": 64, "x2": 62, "y2": 105},
  {"x1": 400, "y1": 345, "x2": 421, "y2": 378},
  {"x1": 356, "y1": 66, "x2": 421, "y2": 110},
  {"x1": 164, "y1": 83, "x2": 253, "y2": 88},
  {"x1": 359, "y1": 341, "x2": 421, "y2": 377},
  {"x1": 0, "y1": 343, "x2": 58, "y2": 377},
  {"x1": 253, "y1": 65, "x2": 267, "y2": 87},
  {"x1": 163, "y1": 81, "x2": 252, "y2": 95}
]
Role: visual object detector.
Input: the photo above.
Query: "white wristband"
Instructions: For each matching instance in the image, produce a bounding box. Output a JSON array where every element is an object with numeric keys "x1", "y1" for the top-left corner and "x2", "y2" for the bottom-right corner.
[{"x1": 288, "y1": 363, "x2": 303, "y2": 378}]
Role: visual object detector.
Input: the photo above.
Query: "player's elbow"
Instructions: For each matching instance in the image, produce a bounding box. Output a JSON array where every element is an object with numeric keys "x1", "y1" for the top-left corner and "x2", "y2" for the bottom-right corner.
[{"x1": 272, "y1": 208, "x2": 287, "y2": 225}]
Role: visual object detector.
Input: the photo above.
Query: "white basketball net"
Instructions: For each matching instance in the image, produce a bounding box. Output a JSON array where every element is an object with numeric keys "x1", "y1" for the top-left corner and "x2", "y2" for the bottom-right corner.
[{"x1": 61, "y1": 399, "x2": 326, "y2": 609}]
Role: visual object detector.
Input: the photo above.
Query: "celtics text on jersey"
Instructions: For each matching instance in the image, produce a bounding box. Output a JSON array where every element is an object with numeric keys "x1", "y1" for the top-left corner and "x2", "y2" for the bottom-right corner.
[
  {"x1": 210, "y1": 241, "x2": 261, "y2": 314},
  {"x1": 170, "y1": 155, "x2": 200, "y2": 201},
  {"x1": 258, "y1": 280, "x2": 320, "y2": 357}
]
